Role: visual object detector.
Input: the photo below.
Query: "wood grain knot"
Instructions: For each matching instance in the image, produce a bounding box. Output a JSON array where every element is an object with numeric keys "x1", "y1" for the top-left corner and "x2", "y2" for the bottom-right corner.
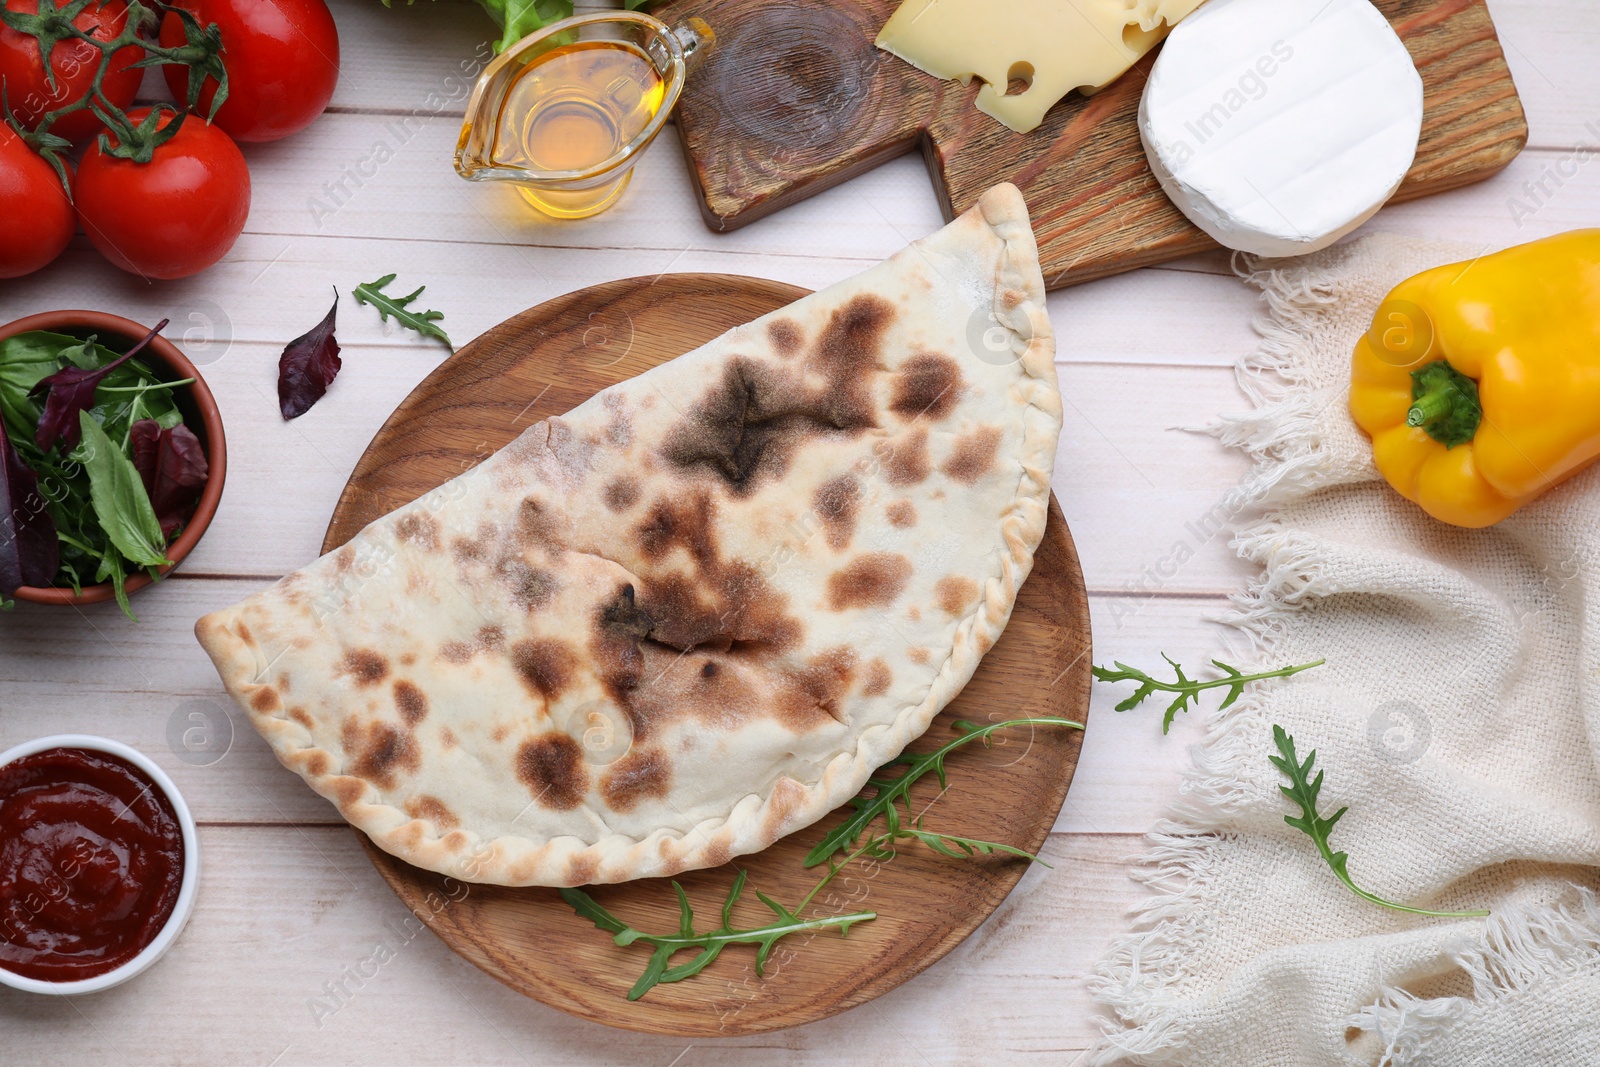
[{"x1": 709, "y1": 7, "x2": 883, "y2": 152}]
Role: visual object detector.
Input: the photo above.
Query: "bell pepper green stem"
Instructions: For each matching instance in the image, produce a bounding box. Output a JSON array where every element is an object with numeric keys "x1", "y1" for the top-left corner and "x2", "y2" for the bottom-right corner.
[
  {"x1": 1406, "y1": 390, "x2": 1454, "y2": 427},
  {"x1": 1407, "y1": 360, "x2": 1482, "y2": 449}
]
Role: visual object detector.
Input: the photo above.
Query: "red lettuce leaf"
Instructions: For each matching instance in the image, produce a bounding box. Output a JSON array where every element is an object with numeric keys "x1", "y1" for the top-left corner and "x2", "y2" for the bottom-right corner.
[
  {"x1": 278, "y1": 293, "x2": 342, "y2": 420},
  {"x1": 0, "y1": 407, "x2": 60, "y2": 595},
  {"x1": 129, "y1": 420, "x2": 209, "y2": 539},
  {"x1": 30, "y1": 320, "x2": 169, "y2": 454}
]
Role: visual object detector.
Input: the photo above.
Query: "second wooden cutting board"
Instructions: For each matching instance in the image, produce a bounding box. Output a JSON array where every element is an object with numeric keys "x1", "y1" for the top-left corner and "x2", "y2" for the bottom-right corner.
[{"x1": 651, "y1": 0, "x2": 1527, "y2": 288}]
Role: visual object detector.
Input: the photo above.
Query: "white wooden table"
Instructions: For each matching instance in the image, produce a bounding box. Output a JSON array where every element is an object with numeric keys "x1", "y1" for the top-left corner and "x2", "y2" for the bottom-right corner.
[{"x1": 1, "y1": 1, "x2": 1593, "y2": 1062}]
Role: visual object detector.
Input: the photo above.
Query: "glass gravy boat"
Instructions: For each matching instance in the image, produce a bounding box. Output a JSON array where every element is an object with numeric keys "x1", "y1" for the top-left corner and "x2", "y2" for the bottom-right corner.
[{"x1": 456, "y1": 12, "x2": 714, "y2": 220}]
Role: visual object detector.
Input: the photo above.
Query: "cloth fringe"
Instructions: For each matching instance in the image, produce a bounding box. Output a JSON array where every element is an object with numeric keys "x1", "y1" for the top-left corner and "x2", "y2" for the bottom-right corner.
[{"x1": 1350, "y1": 890, "x2": 1600, "y2": 1066}]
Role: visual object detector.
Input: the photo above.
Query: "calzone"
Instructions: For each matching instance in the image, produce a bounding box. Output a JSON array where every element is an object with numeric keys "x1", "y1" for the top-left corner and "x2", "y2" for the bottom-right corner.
[{"x1": 196, "y1": 183, "x2": 1061, "y2": 886}]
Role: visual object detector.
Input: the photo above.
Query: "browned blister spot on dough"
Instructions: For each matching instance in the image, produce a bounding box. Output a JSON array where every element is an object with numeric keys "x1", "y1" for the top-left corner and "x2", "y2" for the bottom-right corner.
[
  {"x1": 304, "y1": 752, "x2": 329, "y2": 777},
  {"x1": 334, "y1": 547, "x2": 355, "y2": 573},
  {"x1": 511, "y1": 638, "x2": 577, "y2": 701},
  {"x1": 289, "y1": 707, "x2": 315, "y2": 730},
  {"x1": 395, "y1": 513, "x2": 439, "y2": 551},
  {"x1": 341, "y1": 649, "x2": 390, "y2": 687},
  {"x1": 516, "y1": 497, "x2": 558, "y2": 545},
  {"x1": 661, "y1": 298, "x2": 890, "y2": 496},
  {"x1": 890, "y1": 353, "x2": 964, "y2": 421},
  {"x1": 439, "y1": 727, "x2": 458, "y2": 750},
  {"x1": 393, "y1": 680, "x2": 429, "y2": 726},
  {"x1": 516, "y1": 734, "x2": 589, "y2": 810},
  {"x1": 863, "y1": 658, "x2": 892, "y2": 696},
  {"x1": 406, "y1": 794, "x2": 459, "y2": 830},
  {"x1": 450, "y1": 536, "x2": 485, "y2": 563},
  {"x1": 635, "y1": 492, "x2": 717, "y2": 567},
  {"x1": 767, "y1": 318, "x2": 802, "y2": 356},
  {"x1": 439, "y1": 641, "x2": 472, "y2": 664},
  {"x1": 600, "y1": 748, "x2": 671, "y2": 813},
  {"x1": 813, "y1": 475, "x2": 861, "y2": 551},
  {"x1": 604, "y1": 476, "x2": 640, "y2": 512},
  {"x1": 883, "y1": 428, "x2": 931, "y2": 486},
  {"x1": 761, "y1": 776, "x2": 806, "y2": 840},
  {"x1": 251, "y1": 686, "x2": 281, "y2": 713},
  {"x1": 935, "y1": 575, "x2": 980, "y2": 617},
  {"x1": 813, "y1": 294, "x2": 894, "y2": 376},
  {"x1": 908, "y1": 647, "x2": 930, "y2": 664},
  {"x1": 777, "y1": 647, "x2": 857, "y2": 728},
  {"x1": 700, "y1": 833, "x2": 735, "y2": 869},
  {"x1": 330, "y1": 776, "x2": 364, "y2": 808},
  {"x1": 942, "y1": 425, "x2": 1003, "y2": 485},
  {"x1": 346, "y1": 721, "x2": 420, "y2": 790},
  {"x1": 826, "y1": 553, "x2": 913, "y2": 611},
  {"x1": 886, "y1": 500, "x2": 917, "y2": 528},
  {"x1": 497, "y1": 557, "x2": 557, "y2": 610},
  {"x1": 566, "y1": 853, "x2": 600, "y2": 885}
]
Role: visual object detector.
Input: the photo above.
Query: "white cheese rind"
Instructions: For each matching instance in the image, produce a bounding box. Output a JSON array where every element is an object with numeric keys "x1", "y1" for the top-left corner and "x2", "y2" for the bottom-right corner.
[{"x1": 1139, "y1": 0, "x2": 1423, "y2": 257}]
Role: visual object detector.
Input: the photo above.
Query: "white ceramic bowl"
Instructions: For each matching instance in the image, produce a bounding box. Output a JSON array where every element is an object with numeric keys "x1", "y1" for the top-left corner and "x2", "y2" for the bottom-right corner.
[{"x1": 0, "y1": 734, "x2": 200, "y2": 995}]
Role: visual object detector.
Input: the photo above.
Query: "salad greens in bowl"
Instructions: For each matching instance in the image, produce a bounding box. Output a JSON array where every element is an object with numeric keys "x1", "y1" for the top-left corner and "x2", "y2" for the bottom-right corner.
[{"x1": 0, "y1": 311, "x2": 226, "y2": 619}]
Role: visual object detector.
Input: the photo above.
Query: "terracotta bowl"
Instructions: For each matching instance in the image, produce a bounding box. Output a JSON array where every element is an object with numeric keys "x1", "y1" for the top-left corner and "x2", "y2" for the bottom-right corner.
[{"x1": 0, "y1": 310, "x2": 227, "y2": 607}]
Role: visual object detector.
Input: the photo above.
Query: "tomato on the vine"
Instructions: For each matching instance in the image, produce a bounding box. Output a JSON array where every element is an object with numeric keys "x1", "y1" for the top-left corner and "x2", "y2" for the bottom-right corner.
[
  {"x1": 75, "y1": 107, "x2": 250, "y2": 280},
  {"x1": 0, "y1": 0, "x2": 142, "y2": 143},
  {"x1": 160, "y1": 0, "x2": 339, "y2": 144},
  {"x1": 0, "y1": 122, "x2": 73, "y2": 278}
]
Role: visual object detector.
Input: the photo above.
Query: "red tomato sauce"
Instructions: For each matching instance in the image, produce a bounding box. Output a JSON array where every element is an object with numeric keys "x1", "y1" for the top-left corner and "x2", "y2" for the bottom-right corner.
[{"x1": 0, "y1": 748, "x2": 184, "y2": 982}]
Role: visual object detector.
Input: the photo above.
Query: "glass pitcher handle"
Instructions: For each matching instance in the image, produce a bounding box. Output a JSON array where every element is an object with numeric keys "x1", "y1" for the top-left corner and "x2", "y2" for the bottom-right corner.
[{"x1": 673, "y1": 18, "x2": 716, "y2": 75}]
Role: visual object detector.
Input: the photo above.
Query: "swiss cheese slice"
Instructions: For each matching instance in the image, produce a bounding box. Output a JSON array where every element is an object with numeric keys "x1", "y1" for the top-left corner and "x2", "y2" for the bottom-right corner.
[
  {"x1": 875, "y1": 0, "x2": 1207, "y2": 134},
  {"x1": 1139, "y1": 0, "x2": 1423, "y2": 257}
]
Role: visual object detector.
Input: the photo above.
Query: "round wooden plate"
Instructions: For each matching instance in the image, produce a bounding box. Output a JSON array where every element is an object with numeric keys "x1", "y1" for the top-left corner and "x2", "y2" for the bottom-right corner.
[{"x1": 323, "y1": 274, "x2": 1092, "y2": 1036}]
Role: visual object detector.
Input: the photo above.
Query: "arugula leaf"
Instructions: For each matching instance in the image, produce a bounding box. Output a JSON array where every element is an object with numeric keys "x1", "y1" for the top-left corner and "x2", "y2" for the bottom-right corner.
[
  {"x1": 1092, "y1": 655, "x2": 1325, "y2": 733},
  {"x1": 355, "y1": 274, "x2": 453, "y2": 349},
  {"x1": 803, "y1": 716, "x2": 1083, "y2": 868},
  {"x1": 77, "y1": 412, "x2": 172, "y2": 570},
  {"x1": 1270, "y1": 724, "x2": 1488, "y2": 918},
  {"x1": 562, "y1": 864, "x2": 875, "y2": 1002}
]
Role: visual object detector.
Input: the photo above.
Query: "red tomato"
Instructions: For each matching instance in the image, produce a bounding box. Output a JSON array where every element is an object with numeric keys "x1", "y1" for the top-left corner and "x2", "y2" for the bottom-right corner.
[
  {"x1": 0, "y1": 122, "x2": 73, "y2": 278},
  {"x1": 160, "y1": 0, "x2": 339, "y2": 143},
  {"x1": 0, "y1": 0, "x2": 142, "y2": 142},
  {"x1": 75, "y1": 107, "x2": 250, "y2": 280}
]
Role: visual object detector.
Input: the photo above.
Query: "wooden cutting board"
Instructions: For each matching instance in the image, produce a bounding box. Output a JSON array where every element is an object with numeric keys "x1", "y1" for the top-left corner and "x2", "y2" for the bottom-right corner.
[
  {"x1": 323, "y1": 274, "x2": 1093, "y2": 1036},
  {"x1": 652, "y1": 0, "x2": 1528, "y2": 288}
]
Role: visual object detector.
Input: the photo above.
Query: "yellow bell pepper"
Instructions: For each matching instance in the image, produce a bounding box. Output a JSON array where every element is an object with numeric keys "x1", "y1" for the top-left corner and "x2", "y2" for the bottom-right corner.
[{"x1": 1349, "y1": 229, "x2": 1600, "y2": 528}]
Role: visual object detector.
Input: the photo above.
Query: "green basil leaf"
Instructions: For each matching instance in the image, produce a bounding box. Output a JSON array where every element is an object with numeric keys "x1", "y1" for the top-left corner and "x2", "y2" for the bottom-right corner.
[{"x1": 77, "y1": 412, "x2": 171, "y2": 569}]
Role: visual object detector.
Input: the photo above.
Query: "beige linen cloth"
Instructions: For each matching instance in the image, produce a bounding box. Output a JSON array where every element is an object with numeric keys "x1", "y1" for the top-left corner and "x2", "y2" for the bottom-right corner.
[{"x1": 1090, "y1": 234, "x2": 1600, "y2": 1065}]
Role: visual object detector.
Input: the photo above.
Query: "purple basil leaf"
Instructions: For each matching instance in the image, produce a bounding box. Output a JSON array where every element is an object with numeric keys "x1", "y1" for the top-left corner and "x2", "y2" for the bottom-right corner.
[
  {"x1": 279, "y1": 293, "x2": 342, "y2": 420},
  {"x1": 130, "y1": 420, "x2": 210, "y2": 539},
  {"x1": 31, "y1": 320, "x2": 169, "y2": 454},
  {"x1": 0, "y1": 407, "x2": 60, "y2": 595}
]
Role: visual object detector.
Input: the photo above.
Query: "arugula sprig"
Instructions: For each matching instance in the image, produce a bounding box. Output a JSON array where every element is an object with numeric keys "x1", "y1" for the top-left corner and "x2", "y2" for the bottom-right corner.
[
  {"x1": 563, "y1": 817, "x2": 1049, "y2": 1002},
  {"x1": 354, "y1": 274, "x2": 453, "y2": 349},
  {"x1": 1271, "y1": 725, "x2": 1487, "y2": 919},
  {"x1": 562, "y1": 848, "x2": 877, "y2": 1001},
  {"x1": 802, "y1": 716, "x2": 1084, "y2": 868},
  {"x1": 1093, "y1": 655, "x2": 1325, "y2": 733}
]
